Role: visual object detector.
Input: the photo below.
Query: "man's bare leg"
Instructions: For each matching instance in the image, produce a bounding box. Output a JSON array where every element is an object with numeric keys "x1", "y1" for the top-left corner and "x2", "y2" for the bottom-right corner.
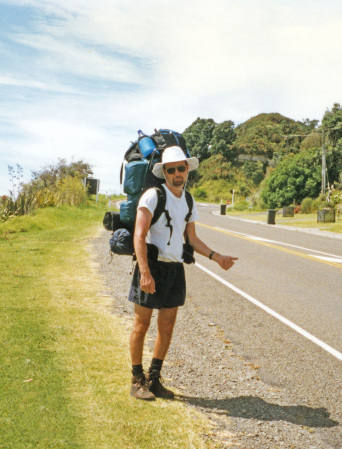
[
  {"x1": 130, "y1": 304, "x2": 153, "y2": 365},
  {"x1": 147, "y1": 307, "x2": 178, "y2": 399},
  {"x1": 129, "y1": 304, "x2": 155, "y2": 400},
  {"x1": 153, "y1": 307, "x2": 178, "y2": 360}
]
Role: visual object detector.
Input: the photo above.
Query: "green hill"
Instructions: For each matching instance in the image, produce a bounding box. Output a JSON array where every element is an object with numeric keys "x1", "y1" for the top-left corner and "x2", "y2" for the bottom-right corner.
[
  {"x1": 185, "y1": 106, "x2": 342, "y2": 209},
  {"x1": 185, "y1": 113, "x2": 317, "y2": 205},
  {"x1": 233, "y1": 113, "x2": 312, "y2": 160}
]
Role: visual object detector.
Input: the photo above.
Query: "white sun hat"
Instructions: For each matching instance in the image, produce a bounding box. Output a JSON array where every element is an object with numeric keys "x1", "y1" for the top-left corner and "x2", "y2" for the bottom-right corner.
[{"x1": 152, "y1": 146, "x2": 199, "y2": 179}]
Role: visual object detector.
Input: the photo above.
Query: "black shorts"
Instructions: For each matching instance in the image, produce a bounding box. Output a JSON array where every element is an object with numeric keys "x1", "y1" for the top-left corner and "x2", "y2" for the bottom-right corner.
[{"x1": 128, "y1": 260, "x2": 186, "y2": 309}]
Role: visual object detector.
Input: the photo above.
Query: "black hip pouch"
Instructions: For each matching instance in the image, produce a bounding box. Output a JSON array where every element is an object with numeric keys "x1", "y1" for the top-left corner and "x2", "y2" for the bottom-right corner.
[{"x1": 182, "y1": 242, "x2": 195, "y2": 264}]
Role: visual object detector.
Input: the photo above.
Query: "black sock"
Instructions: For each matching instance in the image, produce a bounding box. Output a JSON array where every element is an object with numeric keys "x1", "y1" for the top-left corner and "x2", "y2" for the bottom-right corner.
[
  {"x1": 149, "y1": 358, "x2": 163, "y2": 373},
  {"x1": 132, "y1": 364, "x2": 144, "y2": 376}
]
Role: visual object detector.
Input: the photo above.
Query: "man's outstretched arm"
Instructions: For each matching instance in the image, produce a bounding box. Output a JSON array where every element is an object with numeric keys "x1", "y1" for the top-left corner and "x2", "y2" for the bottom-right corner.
[{"x1": 185, "y1": 221, "x2": 238, "y2": 270}]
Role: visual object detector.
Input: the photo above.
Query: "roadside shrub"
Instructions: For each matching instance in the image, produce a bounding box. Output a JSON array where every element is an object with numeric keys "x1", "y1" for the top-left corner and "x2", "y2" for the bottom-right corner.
[
  {"x1": 1, "y1": 159, "x2": 93, "y2": 222},
  {"x1": 56, "y1": 176, "x2": 88, "y2": 206},
  {"x1": 300, "y1": 196, "x2": 331, "y2": 214},
  {"x1": 312, "y1": 198, "x2": 322, "y2": 212},
  {"x1": 301, "y1": 197, "x2": 313, "y2": 214},
  {"x1": 331, "y1": 190, "x2": 342, "y2": 208},
  {"x1": 233, "y1": 200, "x2": 250, "y2": 211},
  {"x1": 256, "y1": 196, "x2": 267, "y2": 210},
  {"x1": 193, "y1": 188, "x2": 207, "y2": 200},
  {"x1": 0, "y1": 191, "x2": 37, "y2": 222}
]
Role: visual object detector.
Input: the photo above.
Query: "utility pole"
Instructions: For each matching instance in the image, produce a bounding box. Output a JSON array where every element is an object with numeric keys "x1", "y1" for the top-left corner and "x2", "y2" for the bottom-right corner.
[{"x1": 321, "y1": 129, "x2": 326, "y2": 195}]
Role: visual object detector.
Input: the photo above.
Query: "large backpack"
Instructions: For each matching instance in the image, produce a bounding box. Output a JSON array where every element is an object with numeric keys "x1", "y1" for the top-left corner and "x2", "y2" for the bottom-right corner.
[
  {"x1": 104, "y1": 129, "x2": 194, "y2": 262},
  {"x1": 119, "y1": 128, "x2": 190, "y2": 229}
]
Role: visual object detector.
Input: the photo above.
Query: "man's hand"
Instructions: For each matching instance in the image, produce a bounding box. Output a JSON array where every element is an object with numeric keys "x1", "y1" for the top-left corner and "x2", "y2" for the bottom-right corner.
[
  {"x1": 140, "y1": 272, "x2": 156, "y2": 294},
  {"x1": 185, "y1": 222, "x2": 238, "y2": 271},
  {"x1": 214, "y1": 254, "x2": 238, "y2": 271}
]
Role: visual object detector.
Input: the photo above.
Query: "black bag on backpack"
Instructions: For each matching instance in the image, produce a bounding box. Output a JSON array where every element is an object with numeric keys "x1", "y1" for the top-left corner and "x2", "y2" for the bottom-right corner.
[
  {"x1": 103, "y1": 211, "x2": 122, "y2": 232},
  {"x1": 151, "y1": 129, "x2": 190, "y2": 157},
  {"x1": 109, "y1": 228, "x2": 134, "y2": 256}
]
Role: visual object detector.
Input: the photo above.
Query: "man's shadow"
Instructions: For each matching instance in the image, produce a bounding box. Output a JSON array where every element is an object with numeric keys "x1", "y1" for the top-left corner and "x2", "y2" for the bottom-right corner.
[{"x1": 176, "y1": 395, "x2": 339, "y2": 428}]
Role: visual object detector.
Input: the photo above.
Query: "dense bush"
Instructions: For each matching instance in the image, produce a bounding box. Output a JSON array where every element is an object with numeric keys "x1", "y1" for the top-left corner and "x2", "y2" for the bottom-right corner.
[
  {"x1": 232, "y1": 200, "x2": 250, "y2": 211},
  {"x1": 331, "y1": 190, "x2": 342, "y2": 208},
  {"x1": 301, "y1": 197, "x2": 313, "y2": 213},
  {"x1": 261, "y1": 145, "x2": 342, "y2": 208},
  {"x1": 193, "y1": 188, "x2": 207, "y2": 200},
  {"x1": 1, "y1": 159, "x2": 93, "y2": 222},
  {"x1": 300, "y1": 197, "x2": 322, "y2": 214},
  {"x1": 57, "y1": 176, "x2": 88, "y2": 206},
  {"x1": 261, "y1": 150, "x2": 321, "y2": 208}
]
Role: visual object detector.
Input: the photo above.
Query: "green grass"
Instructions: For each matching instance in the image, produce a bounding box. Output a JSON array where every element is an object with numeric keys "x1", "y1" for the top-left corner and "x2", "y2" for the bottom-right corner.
[
  {"x1": 0, "y1": 198, "x2": 212, "y2": 449},
  {"x1": 225, "y1": 209, "x2": 342, "y2": 233}
]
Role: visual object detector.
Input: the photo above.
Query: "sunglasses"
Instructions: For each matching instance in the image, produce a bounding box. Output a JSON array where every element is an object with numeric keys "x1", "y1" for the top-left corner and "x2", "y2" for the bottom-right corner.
[{"x1": 164, "y1": 165, "x2": 187, "y2": 175}]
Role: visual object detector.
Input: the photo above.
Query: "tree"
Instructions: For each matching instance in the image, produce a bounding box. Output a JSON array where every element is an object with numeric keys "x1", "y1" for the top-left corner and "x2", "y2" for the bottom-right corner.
[
  {"x1": 302, "y1": 118, "x2": 319, "y2": 132},
  {"x1": 183, "y1": 118, "x2": 217, "y2": 161},
  {"x1": 31, "y1": 158, "x2": 93, "y2": 188},
  {"x1": 210, "y1": 120, "x2": 237, "y2": 161},
  {"x1": 322, "y1": 103, "x2": 342, "y2": 145},
  {"x1": 300, "y1": 133, "x2": 322, "y2": 151},
  {"x1": 261, "y1": 148, "x2": 323, "y2": 208},
  {"x1": 243, "y1": 161, "x2": 265, "y2": 185},
  {"x1": 328, "y1": 141, "x2": 342, "y2": 188}
]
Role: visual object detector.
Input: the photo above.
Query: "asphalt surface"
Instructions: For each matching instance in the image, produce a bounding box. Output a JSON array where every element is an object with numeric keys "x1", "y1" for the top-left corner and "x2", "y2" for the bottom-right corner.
[{"x1": 190, "y1": 204, "x2": 342, "y2": 447}]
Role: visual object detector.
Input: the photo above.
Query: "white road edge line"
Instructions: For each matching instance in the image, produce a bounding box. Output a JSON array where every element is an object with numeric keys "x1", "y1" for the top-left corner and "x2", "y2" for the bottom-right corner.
[
  {"x1": 214, "y1": 227, "x2": 342, "y2": 259},
  {"x1": 311, "y1": 256, "x2": 342, "y2": 264},
  {"x1": 195, "y1": 262, "x2": 342, "y2": 362}
]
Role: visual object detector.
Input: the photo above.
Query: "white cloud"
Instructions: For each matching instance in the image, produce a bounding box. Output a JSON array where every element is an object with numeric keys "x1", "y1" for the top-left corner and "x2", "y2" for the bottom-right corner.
[
  {"x1": 10, "y1": 34, "x2": 145, "y2": 85},
  {"x1": 0, "y1": 74, "x2": 81, "y2": 93},
  {"x1": 1, "y1": 0, "x2": 342, "y2": 194}
]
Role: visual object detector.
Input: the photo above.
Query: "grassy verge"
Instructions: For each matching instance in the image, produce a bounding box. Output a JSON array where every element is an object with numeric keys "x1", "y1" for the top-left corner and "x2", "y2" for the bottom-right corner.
[
  {"x1": 225, "y1": 209, "x2": 342, "y2": 233},
  {"x1": 0, "y1": 198, "x2": 212, "y2": 449}
]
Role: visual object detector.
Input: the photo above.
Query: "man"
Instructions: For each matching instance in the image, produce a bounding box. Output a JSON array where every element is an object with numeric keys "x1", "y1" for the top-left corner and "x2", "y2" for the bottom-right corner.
[{"x1": 128, "y1": 146, "x2": 238, "y2": 400}]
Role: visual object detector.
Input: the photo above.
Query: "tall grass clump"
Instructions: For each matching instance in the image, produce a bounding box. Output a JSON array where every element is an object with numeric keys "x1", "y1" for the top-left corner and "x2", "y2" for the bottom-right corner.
[
  {"x1": 301, "y1": 197, "x2": 314, "y2": 214},
  {"x1": 56, "y1": 176, "x2": 88, "y2": 206},
  {"x1": 1, "y1": 159, "x2": 93, "y2": 222}
]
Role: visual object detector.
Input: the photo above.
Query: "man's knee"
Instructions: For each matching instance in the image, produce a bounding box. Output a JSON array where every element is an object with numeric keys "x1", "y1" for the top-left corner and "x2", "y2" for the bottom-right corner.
[
  {"x1": 133, "y1": 320, "x2": 150, "y2": 336},
  {"x1": 158, "y1": 309, "x2": 178, "y2": 334},
  {"x1": 133, "y1": 311, "x2": 152, "y2": 335}
]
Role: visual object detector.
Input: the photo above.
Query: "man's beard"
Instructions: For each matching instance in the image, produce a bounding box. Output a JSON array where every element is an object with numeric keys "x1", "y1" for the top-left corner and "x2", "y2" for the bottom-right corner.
[{"x1": 172, "y1": 178, "x2": 185, "y2": 188}]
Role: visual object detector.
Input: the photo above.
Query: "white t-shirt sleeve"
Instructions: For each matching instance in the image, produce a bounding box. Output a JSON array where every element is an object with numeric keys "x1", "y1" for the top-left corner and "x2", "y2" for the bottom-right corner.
[{"x1": 138, "y1": 189, "x2": 158, "y2": 216}]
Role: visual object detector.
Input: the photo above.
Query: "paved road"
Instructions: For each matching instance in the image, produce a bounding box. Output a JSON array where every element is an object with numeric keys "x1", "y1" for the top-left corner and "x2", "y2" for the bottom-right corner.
[{"x1": 189, "y1": 203, "x2": 342, "y2": 447}]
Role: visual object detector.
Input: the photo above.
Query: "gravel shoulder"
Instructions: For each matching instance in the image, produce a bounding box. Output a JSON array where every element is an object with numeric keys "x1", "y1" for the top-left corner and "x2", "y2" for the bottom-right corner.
[{"x1": 90, "y1": 228, "x2": 341, "y2": 449}]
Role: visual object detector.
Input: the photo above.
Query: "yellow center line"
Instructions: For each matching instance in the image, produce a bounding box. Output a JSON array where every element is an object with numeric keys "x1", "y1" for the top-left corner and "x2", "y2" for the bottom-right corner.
[{"x1": 197, "y1": 222, "x2": 342, "y2": 270}]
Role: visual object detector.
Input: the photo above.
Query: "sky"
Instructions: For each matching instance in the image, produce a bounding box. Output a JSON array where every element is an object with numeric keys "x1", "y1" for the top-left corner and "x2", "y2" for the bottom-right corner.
[{"x1": 1, "y1": 0, "x2": 342, "y2": 196}]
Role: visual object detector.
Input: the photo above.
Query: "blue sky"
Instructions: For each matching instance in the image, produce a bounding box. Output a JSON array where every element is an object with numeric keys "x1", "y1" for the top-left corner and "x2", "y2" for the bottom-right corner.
[{"x1": 1, "y1": 0, "x2": 342, "y2": 195}]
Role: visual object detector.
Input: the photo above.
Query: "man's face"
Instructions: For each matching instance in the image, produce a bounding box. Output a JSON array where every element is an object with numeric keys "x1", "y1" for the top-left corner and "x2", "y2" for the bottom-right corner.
[{"x1": 163, "y1": 161, "x2": 189, "y2": 188}]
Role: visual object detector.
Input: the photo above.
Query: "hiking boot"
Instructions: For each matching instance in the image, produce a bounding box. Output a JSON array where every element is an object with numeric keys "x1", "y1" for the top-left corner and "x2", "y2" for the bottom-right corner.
[
  {"x1": 130, "y1": 374, "x2": 155, "y2": 400},
  {"x1": 146, "y1": 370, "x2": 175, "y2": 399}
]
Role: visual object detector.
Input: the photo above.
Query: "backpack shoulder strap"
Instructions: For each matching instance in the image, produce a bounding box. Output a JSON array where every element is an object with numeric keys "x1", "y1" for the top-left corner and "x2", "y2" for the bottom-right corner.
[
  {"x1": 151, "y1": 185, "x2": 166, "y2": 226},
  {"x1": 184, "y1": 190, "x2": 193, "y2": 223},
  {"x1": 120, "y1": 162, "x2": 124, "y2": 185},
  {"x1": 151, "y1": 184, "x2": 173, "y2": 245}
]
